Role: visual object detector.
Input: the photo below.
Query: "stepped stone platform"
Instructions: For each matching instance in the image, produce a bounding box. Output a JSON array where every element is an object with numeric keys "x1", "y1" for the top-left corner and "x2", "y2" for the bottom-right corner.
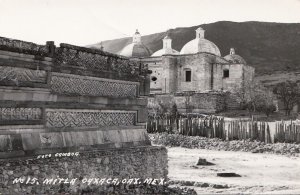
[{"x1": 0, "y1": 37, "x2": 167, "y2": 194}]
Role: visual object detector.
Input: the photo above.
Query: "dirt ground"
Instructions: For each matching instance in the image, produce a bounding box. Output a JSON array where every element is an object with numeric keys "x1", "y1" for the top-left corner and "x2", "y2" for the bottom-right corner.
[{"x1": 167, "y1": 147, "x2": 300, "y2": 194}]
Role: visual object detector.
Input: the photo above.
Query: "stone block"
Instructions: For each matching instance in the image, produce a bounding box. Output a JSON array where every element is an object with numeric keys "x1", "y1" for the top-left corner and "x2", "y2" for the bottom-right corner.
[
  {"x1": 106, "y1": 130, "x2": 121, "y2": 143},
  {"x1": 88, "y1": 131, "x2": 98, "y2": 145},
  {"x1": 95, "y1": 130, "x2": 104, "y2": 145},
  {"x1": 0, "y1": 135, "x2": 11, "y2": 151},
  {"x1": 10, "y1": 134, "x2": 23, "y2": 151},
  {"x1": 70, "y1": 131, "x2": 88, "y2": 146},
  {"x1": 21, "y1": 133, "x2": 41, "y2": 150},
  {"x1": 61, "y1": 132, "x2": 74, "y2": 147},
  {"x1": 39, "y1": 132, "x2": 64, "y2": 149}
]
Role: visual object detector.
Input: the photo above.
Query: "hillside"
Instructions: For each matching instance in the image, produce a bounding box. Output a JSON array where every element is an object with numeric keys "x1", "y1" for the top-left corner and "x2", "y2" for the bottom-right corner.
[{"x1": 90, "y1": 21, "x2": 300, "y2": 76}]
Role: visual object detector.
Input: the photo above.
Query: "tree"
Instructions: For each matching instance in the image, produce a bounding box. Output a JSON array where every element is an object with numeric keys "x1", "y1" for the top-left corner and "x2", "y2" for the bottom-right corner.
[
  {"x1": 273, "y1": 81, "x2": 300, "y2": 116},
  {"x1": 147, "y1": 95, "x2": 176, "y2": 118},
  {"x1": 147, "y1": 98, "x2": 164, "y2": 118},
  {"x1": 183, "y1": 91, "x2": 194, "y2": 115},
  {"x1": 255, "y1": 90, "x2": 277, "y2": 117},
  {"x1": 147, "y1": 95, "x2": 179, "y2": 133},
  {"x1": 170, "y1": 103, "x2": 179, "y2": 119},
  {"x1": 232, "y1": 79, "x2": 276, "y2": 117}
]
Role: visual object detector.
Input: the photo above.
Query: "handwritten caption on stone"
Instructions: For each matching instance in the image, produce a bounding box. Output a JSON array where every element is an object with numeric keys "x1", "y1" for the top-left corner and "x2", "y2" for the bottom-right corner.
[
  {"x1": 36, "y1": 152, "x2": 79, "y2": 159},
  {"x1": 13, "y1": 177, "x2": 166, "y2": 186}
]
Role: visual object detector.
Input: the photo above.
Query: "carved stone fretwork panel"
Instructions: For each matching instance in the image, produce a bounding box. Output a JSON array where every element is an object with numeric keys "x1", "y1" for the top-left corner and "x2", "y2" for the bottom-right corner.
[
  {"x1": 55, "y1": 44, "x2": 149, "y2": 76},
  {"x1": 0, "y1": 36, "x2": 49, "y2": 56},
  {"x1": 50, "y1": 73, "x2": 138, "y2": 98},
  {"x1": 0, "y1": 108, "x2": 42, "y2": 121},
  {"x1": 46, "y1": 109, "x2": 136, "y2": 128},
  {"x1": 0, "y1": 66, "x2": 47, "y2": 86},
  {"x1": 55, "y1": 47, "x2": 109, "y2": 71}
]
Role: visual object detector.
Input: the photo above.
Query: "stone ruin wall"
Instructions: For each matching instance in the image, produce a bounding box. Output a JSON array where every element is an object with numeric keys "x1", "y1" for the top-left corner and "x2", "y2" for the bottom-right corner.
[
  {"x1": 148, "y1": 92, "x2": 227, "y2": 114},
  {"x1": 148, "y1": 91, "x2": 243, "y2": 115},
  {"x1": 0, "y1": 37, "x2": 167, "y2": 194}
]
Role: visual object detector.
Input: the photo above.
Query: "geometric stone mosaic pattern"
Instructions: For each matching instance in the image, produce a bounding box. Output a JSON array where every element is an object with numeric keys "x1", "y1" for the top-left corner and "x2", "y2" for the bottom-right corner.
[
  {"x1": 50, "y1": 73, "x2": 138, "y2": 98},
  {"x1": 0, "y1": 66, "x2": 46, "y2": 86},
  {"x1": 55, "y1": 48, "x2": 110, "y2": 71},
  {"x1": 0, "y1": 108, "x2": 42, "y2": 121},
  {"x1": 0, "y1": 36, "x2": 49, "y2": 56},
  {"x1": 55, "y1": 46, "x2": 146, "y2": 76},
  {"x1": 46, "y1": 109, "x2": 136, "y2": 128}
]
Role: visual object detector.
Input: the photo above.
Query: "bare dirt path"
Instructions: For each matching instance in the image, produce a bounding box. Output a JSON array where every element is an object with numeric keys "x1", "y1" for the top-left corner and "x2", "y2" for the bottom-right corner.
[{"x1": 167, "y1": 147, "x2": 300, "y2": 194}]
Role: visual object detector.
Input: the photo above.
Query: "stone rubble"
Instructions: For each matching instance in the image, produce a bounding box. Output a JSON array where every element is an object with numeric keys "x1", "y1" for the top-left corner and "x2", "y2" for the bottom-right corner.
[
  {"x1": 78, "y1": 183, "x2": 197, "y2": 195},
  {"x1": 149, "y1": 133, "x2": 300, "y2": 156},
  {"x1": 196, "y1": 158, "x2": 214, "y2": 166},
  {"x1": 168, "y1": 180, "x2": 229, "y2": 189}
]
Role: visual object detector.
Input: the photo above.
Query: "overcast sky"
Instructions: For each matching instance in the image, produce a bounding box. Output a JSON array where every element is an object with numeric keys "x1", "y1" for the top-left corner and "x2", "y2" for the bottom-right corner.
[{"x1": 0, "y1": 0, "x2": 300, "y2": 46}]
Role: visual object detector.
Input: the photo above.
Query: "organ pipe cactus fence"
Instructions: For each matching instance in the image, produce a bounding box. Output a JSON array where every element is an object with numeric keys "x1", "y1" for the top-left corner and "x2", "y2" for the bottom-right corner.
[
  {"x1": 147, "y1": 115, "x2": 300, "y2": 143},
  {"x1": 274, "y1": 120, "x2": 300, "y2": 143},
  {"x1": 226, "y1": 119, "x2": 271, "y2": 142},
  {"x1": 178, "y1": 116, "x2": 226, "y2": 140}
]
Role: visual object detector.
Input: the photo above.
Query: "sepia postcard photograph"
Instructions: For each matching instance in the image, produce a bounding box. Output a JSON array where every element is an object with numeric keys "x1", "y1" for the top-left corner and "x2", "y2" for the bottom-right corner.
[{"x1": 0, "y1": 0, "x2": 300, "y2": 194}]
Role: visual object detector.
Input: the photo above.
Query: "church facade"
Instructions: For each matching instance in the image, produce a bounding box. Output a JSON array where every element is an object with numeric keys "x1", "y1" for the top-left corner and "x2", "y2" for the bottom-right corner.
[{"x1": 117, "y1": 28, "x2": 255, "y2": 113}]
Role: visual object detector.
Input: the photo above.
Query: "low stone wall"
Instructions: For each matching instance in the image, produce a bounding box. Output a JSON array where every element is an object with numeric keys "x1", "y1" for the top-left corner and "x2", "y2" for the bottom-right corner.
[
  {"x1": 0, "y1": 146, "x2": 167, "y2": 194},
  {"x1": 148, "y1": 92, "x2": 226, "y2": 114},
  {"x1": 175, "y1": 92, "x2": 226, "y2": 113},
  {"x1": 148, "y1": 91, "x2": 246, "y2": 114},
  {"x1": 225, "y1": 92, "x2": 241, "y2": 110},
  {"x1": 0, "y1": 126, "x2": 151, "y2": 158}
]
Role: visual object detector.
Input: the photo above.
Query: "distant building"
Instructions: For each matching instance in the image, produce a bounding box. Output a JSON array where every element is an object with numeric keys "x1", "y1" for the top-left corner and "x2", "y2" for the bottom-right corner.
[{"x1": 118, "y1": 28, "x2": 255, "y2": 113}]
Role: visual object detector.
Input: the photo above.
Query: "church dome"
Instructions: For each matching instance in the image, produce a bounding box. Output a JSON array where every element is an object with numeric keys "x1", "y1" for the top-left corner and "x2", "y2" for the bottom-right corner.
[
  {"x1": 119, "y1": 43, "x2": 151, "y2": 57},
  {"x1": 224, "y1": 48, "x2": 246, "y2": 64},
  {"x1": 180, "y1": 27, "x2": 221, "y2": 56},
  {"x1": 152, "y1": 49, "x2": 179, "y2": 56},
  {"x1": 152, "y1": 35, "x2": 179, "y2": 56},
  {"x1": 119, "y1": 30, "x2": 152, "y2": 58}
]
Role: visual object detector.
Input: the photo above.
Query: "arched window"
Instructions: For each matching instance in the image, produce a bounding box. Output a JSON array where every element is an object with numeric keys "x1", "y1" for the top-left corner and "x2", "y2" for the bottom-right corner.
[{"x1": 223, "y1": 69, "x2": 229, "y2": 78}]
